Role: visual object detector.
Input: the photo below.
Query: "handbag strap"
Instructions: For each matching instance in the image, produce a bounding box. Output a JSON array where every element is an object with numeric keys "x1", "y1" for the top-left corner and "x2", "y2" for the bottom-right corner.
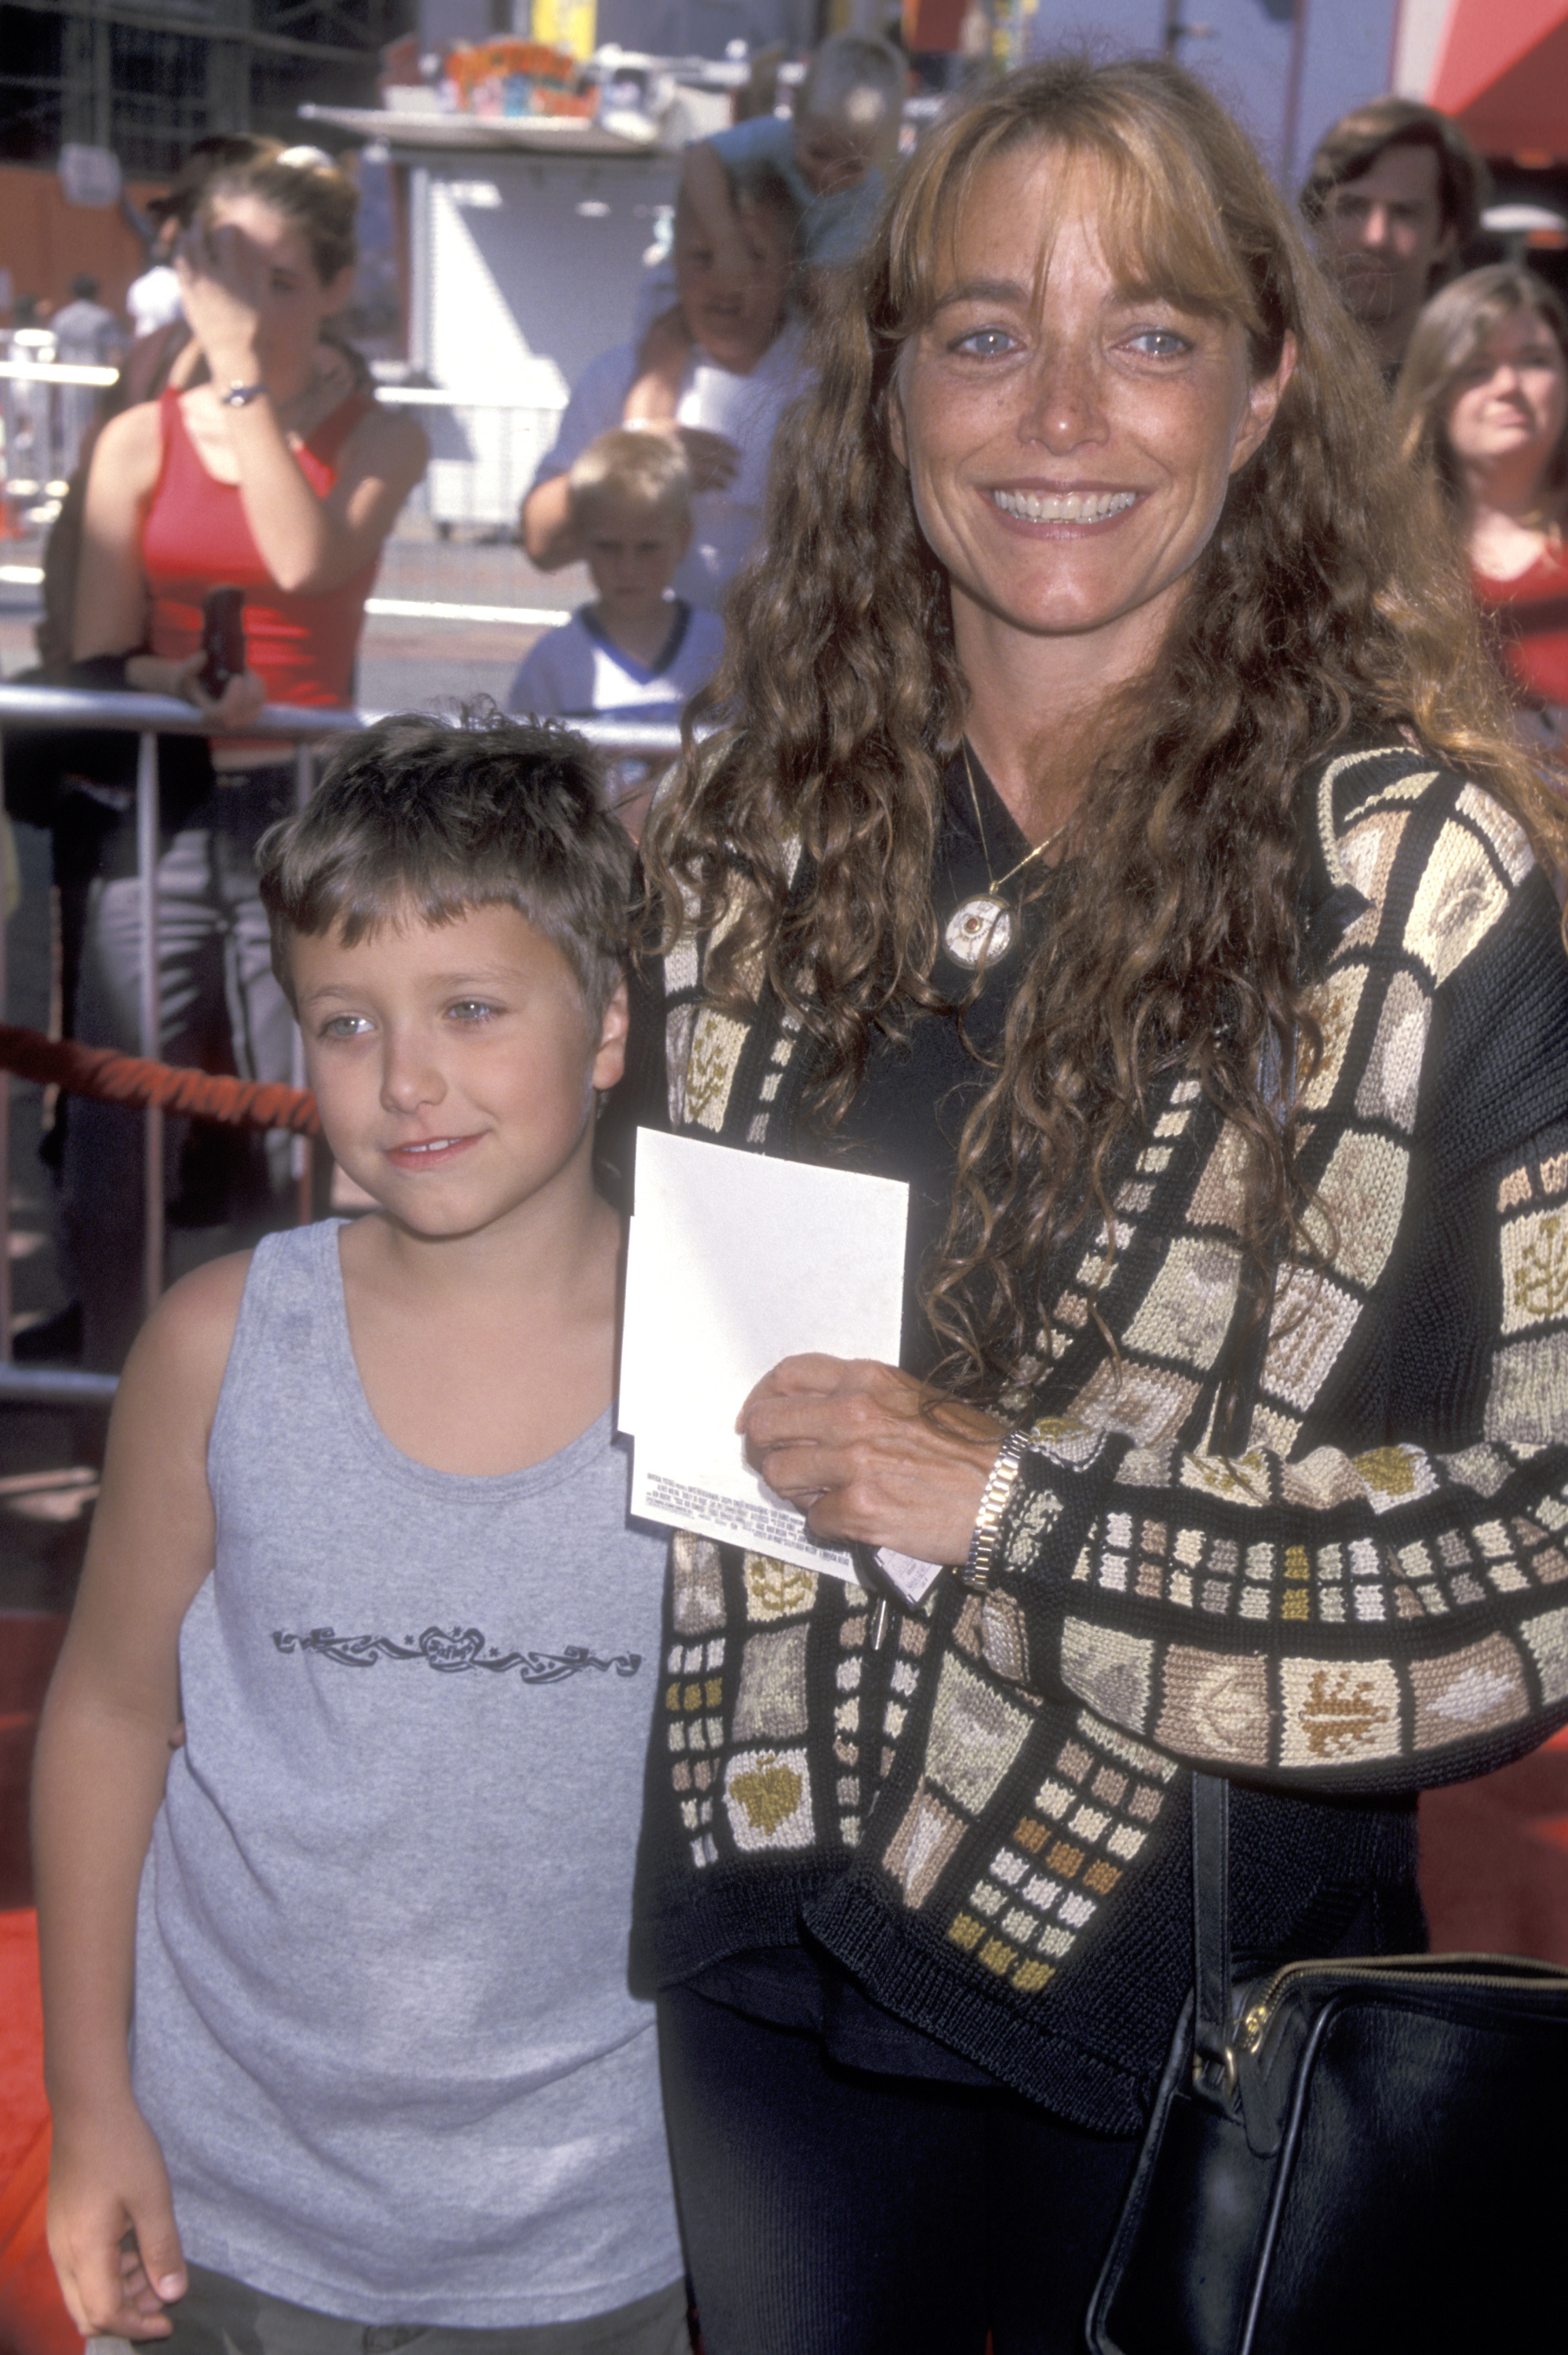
[
  {"x1": 1191, "y1": 1770, "x2": 1234, "y2": 2087},
  {"x1": 1191, "y1": 1027, "x2": 1293, "y2": 2098}
]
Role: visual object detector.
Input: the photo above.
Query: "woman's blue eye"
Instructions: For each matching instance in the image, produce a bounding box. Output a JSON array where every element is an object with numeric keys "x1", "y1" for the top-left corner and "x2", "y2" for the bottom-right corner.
[
  {"x1": 1126, "y1": 328, "x2": 1191, "y2": 359},
  {"x1": 954, "y1": 327, "x2": 1017, "y2": 360}
]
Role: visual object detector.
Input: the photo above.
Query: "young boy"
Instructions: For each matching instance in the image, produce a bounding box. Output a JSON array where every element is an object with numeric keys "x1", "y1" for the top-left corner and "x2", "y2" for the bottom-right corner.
[
  {"x1": 509, "y1": 432, "x2": 724, "y2": 836},
  {"x1": 622, "y1": 34, "x2": 904, "y2": 425},
  {"x1": 31, "y1": 714, "x2": 688, "y2": 2355},
  {"x1": 511, "y1": 431, "x2": 724, "y2": 713},
  {"x1": 683, "y1": 32, "x2": 904, "y2": 277}
]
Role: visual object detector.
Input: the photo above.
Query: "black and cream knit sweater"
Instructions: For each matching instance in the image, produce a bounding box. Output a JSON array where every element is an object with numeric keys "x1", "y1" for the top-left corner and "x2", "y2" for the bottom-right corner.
[{"x1": 625, "y1": 744, "x2": 1568, "y2": 2132}]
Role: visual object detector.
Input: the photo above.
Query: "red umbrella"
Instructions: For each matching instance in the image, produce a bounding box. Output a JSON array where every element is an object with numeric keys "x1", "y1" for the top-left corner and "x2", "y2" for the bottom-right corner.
[{"x1": 1428, "y1": 0, "x2": 1568, "y2": 159}]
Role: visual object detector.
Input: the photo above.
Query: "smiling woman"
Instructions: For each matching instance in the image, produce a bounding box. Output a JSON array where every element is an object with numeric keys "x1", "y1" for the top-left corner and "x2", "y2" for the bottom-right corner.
[{"x1": 618, "y1": 53, "x2": 1568, "y2": 2355}]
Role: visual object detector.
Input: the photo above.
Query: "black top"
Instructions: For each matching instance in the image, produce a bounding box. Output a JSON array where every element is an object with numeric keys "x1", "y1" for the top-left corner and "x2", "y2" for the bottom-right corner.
[
  {"x1": 801, "y1": 748, "x2": 1053, "y2": 1376},
  {"x1": 632, "y1": 753, "x2": 1069, "y2": 2087}
]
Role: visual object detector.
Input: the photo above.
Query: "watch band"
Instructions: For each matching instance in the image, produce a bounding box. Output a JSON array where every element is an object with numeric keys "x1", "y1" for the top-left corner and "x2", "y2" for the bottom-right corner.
[
  {"x1": 223, "y1": 380, "x2": 267, "y2": 407},
  {"x1": 958, "y1": 1428, "x2": 1030, "y2": 1593}
]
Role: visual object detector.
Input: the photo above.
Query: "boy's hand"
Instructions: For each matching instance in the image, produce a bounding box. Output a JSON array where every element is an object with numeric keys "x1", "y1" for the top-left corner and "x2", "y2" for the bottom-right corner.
[
  {"x1": 122, "y1": 651, "x2": 269, "y2": 729},
  {"x1": 673, "y1": 425, "x2": 742, "y2": 491},
  {"x1": 629, "y1": 418, "x2": 740, "y2": 492},
  {"x1": 48, "y1": 2096, "x2": 188, "y2": 2339}
]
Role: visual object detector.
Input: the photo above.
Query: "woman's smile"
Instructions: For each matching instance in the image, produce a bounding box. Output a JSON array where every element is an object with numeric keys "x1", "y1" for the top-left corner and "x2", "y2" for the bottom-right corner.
[{"x1": 988, "y1": 484, "x2": 1142, "y2": 526}]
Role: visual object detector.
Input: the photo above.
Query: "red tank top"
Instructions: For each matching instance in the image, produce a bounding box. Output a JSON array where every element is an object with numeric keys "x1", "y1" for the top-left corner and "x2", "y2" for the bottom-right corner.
[
  {"x1": 142, "y1": 386, "x2": 380, "y2": 709},
  {"x1": 1474, "y1": 545, "x2": 1568, "y2": 708}
]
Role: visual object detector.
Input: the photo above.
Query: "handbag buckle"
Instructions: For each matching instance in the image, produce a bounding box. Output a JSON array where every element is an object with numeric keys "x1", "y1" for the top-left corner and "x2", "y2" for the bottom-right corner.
[{"x1": 1190, "y1": 2044, "x2": 1239, "y2": 2105}]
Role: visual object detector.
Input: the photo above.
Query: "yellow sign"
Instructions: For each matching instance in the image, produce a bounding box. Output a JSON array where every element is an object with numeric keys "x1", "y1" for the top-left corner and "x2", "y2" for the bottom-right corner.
[{"x1": 532, "y1": 0, "x2": 595, "y2": 59}]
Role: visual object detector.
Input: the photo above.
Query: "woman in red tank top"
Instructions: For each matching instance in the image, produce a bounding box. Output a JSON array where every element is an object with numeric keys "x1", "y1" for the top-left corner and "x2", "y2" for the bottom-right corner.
[
  {"x1": 58, "y1": 146, "x2": 427, "y2": 1367},
  {"x1": 1396, "y1": 268, "x2": 1568, "y2": 782},
  {"x1": 75, "y1": 145, "x2": 425, "y2": 721}
]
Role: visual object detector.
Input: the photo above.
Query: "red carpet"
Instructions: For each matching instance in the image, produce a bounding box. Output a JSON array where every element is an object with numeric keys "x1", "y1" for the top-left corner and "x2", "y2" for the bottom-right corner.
[
  {"x1": 0, "y1": 1614, "x2": 78, "y2": 2355},
  {"x1": 0, "y1": 1620, "x2": 64, "y2": 1918},
  {"x1": 0, "y1": 1912, "x2": 77, "y2": 2355}
]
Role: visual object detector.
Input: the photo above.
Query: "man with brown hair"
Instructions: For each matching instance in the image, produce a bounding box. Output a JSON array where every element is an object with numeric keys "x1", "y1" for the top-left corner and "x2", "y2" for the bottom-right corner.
[{"x1": 1301, "y1": 97, "x2": 1492, "y2": 378}]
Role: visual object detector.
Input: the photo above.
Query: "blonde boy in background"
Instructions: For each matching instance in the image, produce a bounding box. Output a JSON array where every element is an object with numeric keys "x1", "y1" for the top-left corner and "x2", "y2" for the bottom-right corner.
[{"x1": 509, "y1": 432, "x2": 724, "y2": 835}]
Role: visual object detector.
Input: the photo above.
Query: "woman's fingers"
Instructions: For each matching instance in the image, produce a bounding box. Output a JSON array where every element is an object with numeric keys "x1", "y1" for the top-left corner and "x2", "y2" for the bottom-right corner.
[
  {"x1": 216, "y1": 667, "x2": 269, "y2": 726},
  {"x1": 173, "y1": 656, "x2": 268, "y2": 728},
  {"x1": 173, "y1": 225, "x2": 265, "y2": 379},
  {"x1": 738, "y1": 1356, "x2": 1004, "y2": 1565},
  {"x1": 738, "y1": 1352, "x2": 866, "y2": 1426},
  {"x1": 180, "y1": 220, "x2": 261, "y2": 302}
]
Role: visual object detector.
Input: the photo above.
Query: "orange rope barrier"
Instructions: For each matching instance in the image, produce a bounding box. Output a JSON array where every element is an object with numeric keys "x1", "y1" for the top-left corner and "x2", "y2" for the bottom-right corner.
[{"x1": 0, "y1": 1024, "x2": 320, "y2": 1135}]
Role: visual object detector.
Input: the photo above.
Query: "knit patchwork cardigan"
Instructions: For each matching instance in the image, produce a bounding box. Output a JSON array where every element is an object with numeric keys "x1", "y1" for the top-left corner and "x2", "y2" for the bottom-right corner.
[{"x1": 628, "y1": 744, "x2": 1568, "y2": 2131}]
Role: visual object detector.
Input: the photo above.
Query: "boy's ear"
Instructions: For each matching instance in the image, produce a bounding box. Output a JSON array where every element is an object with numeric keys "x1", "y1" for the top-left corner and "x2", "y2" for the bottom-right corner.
[{"x1": 593, "y1": 976, "x2": 630, "y2": 1091}]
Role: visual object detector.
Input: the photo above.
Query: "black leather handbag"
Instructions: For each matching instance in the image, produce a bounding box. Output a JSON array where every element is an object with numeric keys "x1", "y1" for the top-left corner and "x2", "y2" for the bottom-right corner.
[{"x1": 1085, "y1": 1772, "x2": 1568, "y2": 2353}]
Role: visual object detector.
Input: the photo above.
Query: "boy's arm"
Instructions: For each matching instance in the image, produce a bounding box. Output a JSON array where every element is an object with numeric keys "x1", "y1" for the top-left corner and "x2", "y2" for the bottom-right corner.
[
  {"x1": 32, "y1": 1253, "x2": 250, "y2": 2341},
  {"x1": 520, "y1": 469, "x2": 579, "y2": 570},
  {"x1": 623, "y1": 306, "x2": 691, "y2": 429},
  {"x1": 678, "y1": 138, "x2": 751, "y2": 279}
]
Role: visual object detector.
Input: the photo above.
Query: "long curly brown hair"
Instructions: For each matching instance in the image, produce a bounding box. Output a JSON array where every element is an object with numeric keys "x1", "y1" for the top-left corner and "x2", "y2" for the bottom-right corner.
[{"x1": 644, "y1": 55, "x2": 1566, "y2": 1405}]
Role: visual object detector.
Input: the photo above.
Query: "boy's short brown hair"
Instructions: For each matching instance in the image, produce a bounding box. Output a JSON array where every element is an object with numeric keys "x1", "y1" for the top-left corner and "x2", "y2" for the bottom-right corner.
[
  {"x1": 257, "y1": 710, "x2": 633, "y2": 1018},
  {"x1": 567, "y1": 428, "x2": 693, "y2": 531}
]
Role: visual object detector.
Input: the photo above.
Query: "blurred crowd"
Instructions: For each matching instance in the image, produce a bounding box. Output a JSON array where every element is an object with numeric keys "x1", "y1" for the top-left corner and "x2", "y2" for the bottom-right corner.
[{"x1": 2, "y1": 42, "x2": 1567, "y2": 1372}]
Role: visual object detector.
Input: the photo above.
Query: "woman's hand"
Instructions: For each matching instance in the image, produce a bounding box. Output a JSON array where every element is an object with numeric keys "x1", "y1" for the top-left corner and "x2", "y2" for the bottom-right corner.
[
  {"x1": 46, "y1": 2093, "x2": 186, "y2": 2339},
  {"x1": 126, "y1": 652, "x2": 268, "y2": 729},
  {"x1": 739, "y1": 1355, "x2": 1005, "y2": 1567},
  {"x1": 174, "y1": 220, "x2": 267, "y2": 385}
]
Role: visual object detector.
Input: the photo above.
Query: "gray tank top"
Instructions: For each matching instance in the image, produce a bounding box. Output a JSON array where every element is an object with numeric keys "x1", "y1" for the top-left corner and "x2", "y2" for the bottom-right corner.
[{"x1": 130, "y1": 1221, "x2": 682, "y2": 2328}]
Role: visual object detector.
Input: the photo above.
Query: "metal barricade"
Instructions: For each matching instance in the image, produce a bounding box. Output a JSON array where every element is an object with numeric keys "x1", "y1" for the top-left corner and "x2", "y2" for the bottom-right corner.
[
  {"x1": 0, "y1": 686, "x2": 683, "y2": 1405},
  {"x1": 0, "y1": 345, "x2": 121, "y2": 524},
  {"x1": 377, "y1": 384, "x2": 567, "y2": 537}
]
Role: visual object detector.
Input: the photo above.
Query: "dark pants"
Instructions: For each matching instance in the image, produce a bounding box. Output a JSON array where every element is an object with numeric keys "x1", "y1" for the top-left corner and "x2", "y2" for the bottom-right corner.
[
  {"x1": 657, "y1": 1983, "x2": 1140, "y2": 2355},
  {"x1": 146, "y1": 2262, "x2": 690, "y2": 2355},
  {"x1": 61, "y1": 768, "x2": 297, "y2": 1367}
]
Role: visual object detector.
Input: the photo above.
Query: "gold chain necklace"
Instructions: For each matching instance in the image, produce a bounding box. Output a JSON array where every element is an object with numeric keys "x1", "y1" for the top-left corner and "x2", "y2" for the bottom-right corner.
[{"x1": 945, "y1": 740, "x2": 1069, "y2": 970}]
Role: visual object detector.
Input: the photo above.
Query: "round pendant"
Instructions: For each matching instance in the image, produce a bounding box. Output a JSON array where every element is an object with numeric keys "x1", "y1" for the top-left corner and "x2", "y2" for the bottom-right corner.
[{"x1": 944, "y1": 893, "x2": 1014, "y2": 969}]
